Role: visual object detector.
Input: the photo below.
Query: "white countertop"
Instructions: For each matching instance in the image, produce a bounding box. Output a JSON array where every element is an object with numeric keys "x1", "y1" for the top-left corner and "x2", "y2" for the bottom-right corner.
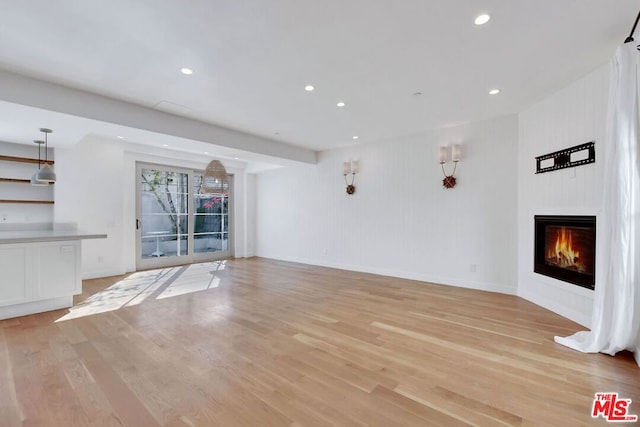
[{"x1": 0, "y1": 230, "x2": 107, "y2": 244}]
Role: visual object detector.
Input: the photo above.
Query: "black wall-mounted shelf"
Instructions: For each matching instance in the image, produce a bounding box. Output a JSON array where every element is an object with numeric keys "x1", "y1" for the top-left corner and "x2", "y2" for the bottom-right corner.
[{"x1": 535, "y1": 141, "x2": 595, "y2": 174}]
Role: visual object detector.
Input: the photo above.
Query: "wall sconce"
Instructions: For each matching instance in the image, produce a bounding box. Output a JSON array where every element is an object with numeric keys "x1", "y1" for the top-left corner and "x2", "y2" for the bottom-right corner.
[
  {"x1": 343, "y1": 160, "x2": 359, "y2": 194},
  {"x1": 439, "y1": 144, "x2": 461, "y2": 189}
]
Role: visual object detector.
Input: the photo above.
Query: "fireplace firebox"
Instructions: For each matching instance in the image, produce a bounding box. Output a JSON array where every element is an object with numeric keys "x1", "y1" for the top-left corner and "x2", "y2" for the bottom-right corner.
[{"x1": 534, "y1": 215, "x2": 596, "y2": 290}]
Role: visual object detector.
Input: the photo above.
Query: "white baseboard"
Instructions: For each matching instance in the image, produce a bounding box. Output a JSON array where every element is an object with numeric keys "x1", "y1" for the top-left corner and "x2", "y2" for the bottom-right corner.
[
  {"x1": 82, "y1": 267, "x2": 126, "y2": 280},
  {"x1": 518, "y1": 287, "x2": 592, "y2": 328},
  {"x1": 259, "y1": 254, "x2": 517, "y2": 295},
  {"x1": 0, "y1": 296, "x2": 72, "y2": 320}
]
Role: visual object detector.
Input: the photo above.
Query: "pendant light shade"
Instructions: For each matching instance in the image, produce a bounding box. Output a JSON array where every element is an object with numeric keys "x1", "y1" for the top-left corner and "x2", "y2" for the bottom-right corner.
[
  {"x1": 35, "y1": 163, "x2": 56, "y2": 183},
  {"x1": 30, "y1": 173, "x2": 49, "y2": 186},
  {"x1": 201, "y1": 160, "x2": 228, "y2": 194},
  {"x1": 31, "y1": 140, "x2": 49, "y2": 186},
  {"x1": 34, "y1": 128, "x2": 56, "y2": 183}
]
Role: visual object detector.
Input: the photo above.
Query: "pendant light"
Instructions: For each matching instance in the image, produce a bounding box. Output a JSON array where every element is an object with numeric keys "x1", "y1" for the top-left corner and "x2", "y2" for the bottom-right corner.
[
  {"x1": 30, "y1": 140, "x2": 49, "y2": 186},
  {"x1": 34, "y1": 128, "x2": 56, "y2": 183},
  {"x1": 201, "y1": 160, "x2": 228, "y2": 194}
]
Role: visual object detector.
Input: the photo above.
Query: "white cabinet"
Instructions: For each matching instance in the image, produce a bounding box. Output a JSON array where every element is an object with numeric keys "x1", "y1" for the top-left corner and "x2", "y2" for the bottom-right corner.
[
  {"x1": 0, "y1": 240, "x2": 80, "y2": 319},
  {"x1": 0, "y1": 245, "x2": 29, "y2": 304},
  {"x1": 37, "y1": 242, "x2": 80, "y2": 298}
]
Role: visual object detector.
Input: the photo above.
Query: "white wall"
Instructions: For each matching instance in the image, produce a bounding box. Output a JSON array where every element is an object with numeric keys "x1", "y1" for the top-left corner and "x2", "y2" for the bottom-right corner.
[
  {"x1": 54, "y1": 136, "x2": 254, "y2": 279},
  {"x1": 517, "y1": 65, "x2": 609, "y2": 327},
  {"x1": 54, "y1": 137, "x2": 126, "y2": 279},
  {"x1": 246, "y1": 173, "x2": 257, "y2": 257},
  {"x1": 256, "y1": 115, "x2": 519, "y2": 294}
]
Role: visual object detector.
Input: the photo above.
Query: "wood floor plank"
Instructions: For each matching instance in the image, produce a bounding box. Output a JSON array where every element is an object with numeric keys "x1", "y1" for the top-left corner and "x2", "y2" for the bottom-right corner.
[
  {"x1": 371, "y1": 385, "x2": 470, "y2": 427},
  {"x1": 0, "y1": 326, "x2": 22, "y2": 426},
  {"x1": 0, "y1": 257, "x2": 638, "y2": 426},
  {"x1": 74, "y1": 341, "x2": 161, "y2": 427}
]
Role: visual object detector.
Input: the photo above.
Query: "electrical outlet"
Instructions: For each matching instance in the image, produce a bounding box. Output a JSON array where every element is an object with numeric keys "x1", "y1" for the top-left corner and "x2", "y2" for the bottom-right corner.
[
  {"x1": 469, "y1": 264, "x2": 477, "y2": 273},
  {"x1": 97, "y1": 256, "x2": 104, "y2": 264}
]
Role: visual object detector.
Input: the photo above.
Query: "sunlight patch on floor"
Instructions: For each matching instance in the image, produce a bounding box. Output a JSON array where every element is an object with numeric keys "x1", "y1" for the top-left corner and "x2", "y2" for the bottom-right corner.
[
  {"x1": 55, "y1": 261, "x2": 226, "y2": 322},
  {"x1": 157, "y1": 276, "x2": 221, "y2": 300}
]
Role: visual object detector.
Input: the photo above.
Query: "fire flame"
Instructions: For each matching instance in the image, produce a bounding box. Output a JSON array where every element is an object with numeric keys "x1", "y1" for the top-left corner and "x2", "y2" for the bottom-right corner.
[{"x1": 547, "y1": 228, "x2": 582, "y2": 270}]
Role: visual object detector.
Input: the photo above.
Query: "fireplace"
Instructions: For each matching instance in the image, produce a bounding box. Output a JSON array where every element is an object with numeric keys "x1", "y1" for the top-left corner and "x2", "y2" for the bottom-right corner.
[{"x1": 534, "y1": 215, "x2": 596, "y2": 290}]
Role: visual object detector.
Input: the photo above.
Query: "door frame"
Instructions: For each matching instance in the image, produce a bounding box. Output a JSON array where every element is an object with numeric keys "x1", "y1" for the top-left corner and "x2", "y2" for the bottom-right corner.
[{"x1": 135, "y1": 162, "x2": 233, "y2": 271}]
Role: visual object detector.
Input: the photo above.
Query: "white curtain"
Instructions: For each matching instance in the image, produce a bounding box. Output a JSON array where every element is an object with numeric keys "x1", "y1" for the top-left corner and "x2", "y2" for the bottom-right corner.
[{"x1": 555, "y1": 42, "x2": 640, "y2": 367}]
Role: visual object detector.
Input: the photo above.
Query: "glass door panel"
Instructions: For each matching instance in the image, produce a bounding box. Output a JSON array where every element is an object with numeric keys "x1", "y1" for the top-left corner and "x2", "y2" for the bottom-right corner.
[
  {"x1": 140, "y1": 168, "x2": 189, "y2": 262},
  {"x1": 193, "y1": 174, "x2": 230, "y2": 255}
]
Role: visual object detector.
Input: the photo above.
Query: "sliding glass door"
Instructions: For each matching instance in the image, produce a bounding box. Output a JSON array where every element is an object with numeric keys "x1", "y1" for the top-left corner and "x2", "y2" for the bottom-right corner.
[
  {"x1": 193, "y1": 173, "x2": 230, "y2": 255},
  {"x1": 136, "y1": 163, "x2": 232, "y2": 270}
]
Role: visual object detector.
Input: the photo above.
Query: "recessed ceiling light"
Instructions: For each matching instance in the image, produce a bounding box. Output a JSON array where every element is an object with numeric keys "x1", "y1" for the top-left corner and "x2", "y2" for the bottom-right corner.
[
  {"x1": 474, "y1": 14, "x2": 491, "y2": 25},
  {"x1": 204, "y1": 151, "x2": 209, "y2": 155},
  {"x1": 305, "y1": 85, "x2": 315, "y2": 91},
  {"x1": 413, "y1": 92, "x2": 422, "y2": 96},
  {"x1": 116, "y1": 135, "x2": 124, "y2": 139},
  {"x1": 162, "y1": 144, "x2": 169, "y2": 147},
  {"x1": 337, "y1": 101, "x2": 346, "y2": 107},
  {"x1": 489, "y1": 89, "x2": 500, "y2": 95},
  {"x1": 234, "y1": 157, "x2": 240, "y2": 160},
  {"x1": 352, "y1": 136, "x2": 359, "y2": 140},
  {"x1": 180, "y1": 67, "x2": 194, "y2": 75}
]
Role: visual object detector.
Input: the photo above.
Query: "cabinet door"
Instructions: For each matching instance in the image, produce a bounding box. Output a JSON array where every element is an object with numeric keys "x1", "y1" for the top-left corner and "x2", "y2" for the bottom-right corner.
[
  {"x1": 0, "y1": 246, "x2": 28, "y2": 306},
  {"x1": 37, "y1": 241, "x2": 80, "y2": 298}
]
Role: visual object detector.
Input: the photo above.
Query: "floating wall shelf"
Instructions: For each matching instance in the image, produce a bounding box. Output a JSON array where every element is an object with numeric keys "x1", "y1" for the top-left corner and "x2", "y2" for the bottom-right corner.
[
  {"x1": 0, "y1": 200, "x2": 55, "y2": 205},
  {"x1": 0, "y1": 178, "x2": 30, "y2": 184},
  {"x1": 0, "y1": 155, "x2": 54, "y2": 165},
  {"x1": 0, "y1": 178, "x2": 55, "y2": 184},
  {"x1": 0, "y1": 146, "x2": 55, "y2": 210}
]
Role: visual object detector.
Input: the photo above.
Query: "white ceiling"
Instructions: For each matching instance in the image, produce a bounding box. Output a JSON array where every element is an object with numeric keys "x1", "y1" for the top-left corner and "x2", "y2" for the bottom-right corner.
[{"x1": 0, "y1": 0, "x2": 637, "y2": 158}]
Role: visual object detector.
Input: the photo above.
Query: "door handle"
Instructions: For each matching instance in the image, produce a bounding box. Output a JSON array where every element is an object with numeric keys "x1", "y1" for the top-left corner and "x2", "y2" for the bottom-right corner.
[{"x1": 136, "y1": 219, "x2": 140, "y2": 230}]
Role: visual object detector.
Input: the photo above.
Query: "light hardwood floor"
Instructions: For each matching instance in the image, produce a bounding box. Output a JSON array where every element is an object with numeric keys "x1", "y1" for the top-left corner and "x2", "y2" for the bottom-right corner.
[{"x1": 0, "y1": 258, "x2": 638, "y2": 426}]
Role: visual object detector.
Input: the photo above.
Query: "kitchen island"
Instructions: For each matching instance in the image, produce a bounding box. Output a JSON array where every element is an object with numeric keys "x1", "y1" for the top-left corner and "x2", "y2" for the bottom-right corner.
[{"x1": 0, "y1": 229, "x2": 106, "y2": 320}]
